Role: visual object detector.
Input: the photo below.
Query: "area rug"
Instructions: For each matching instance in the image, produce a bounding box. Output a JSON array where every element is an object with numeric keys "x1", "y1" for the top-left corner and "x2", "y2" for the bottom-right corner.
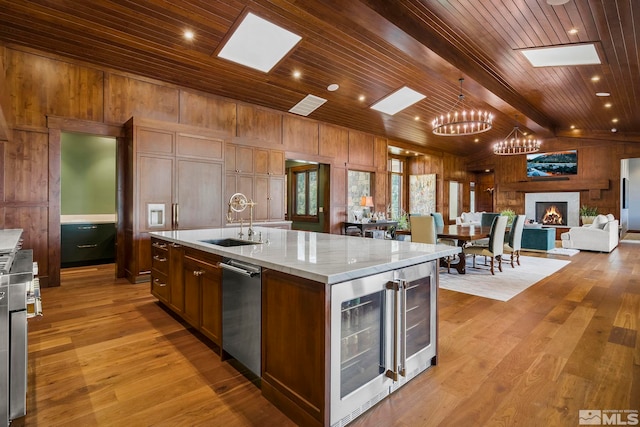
[
  {"x1": 547, "y1": 247, "x2": 580, "y2": 256},
  {"x1": 621, "y1": 232, "x2": 640, "y2": 244},
  {"x1": 439, "y1": 256, "x2": 570, "y2": 302}
]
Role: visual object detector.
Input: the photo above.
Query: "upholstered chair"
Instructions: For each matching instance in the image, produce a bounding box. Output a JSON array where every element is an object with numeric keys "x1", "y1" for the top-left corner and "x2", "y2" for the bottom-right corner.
[
  {"x1": 481, "y1": 212, "x2": 500, "y2": 227},
  {"x1": 463, "y1": 216, "x2": 508, "y2": 275},
  {"x1": 431, "y1": 212, "x2": 457, "y2": 246},
  {"x1": 410, "y1": 215, "x2": 452, "y2": 273},
  {"x1": 504, "y1": 214, "x2": 526, "y2": 268}
]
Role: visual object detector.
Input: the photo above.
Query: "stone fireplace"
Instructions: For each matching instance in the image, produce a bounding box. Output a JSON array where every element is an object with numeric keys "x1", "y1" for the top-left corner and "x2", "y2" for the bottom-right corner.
[{"x1": 525, "y1": 192, "x2": 580, "y2": 227}]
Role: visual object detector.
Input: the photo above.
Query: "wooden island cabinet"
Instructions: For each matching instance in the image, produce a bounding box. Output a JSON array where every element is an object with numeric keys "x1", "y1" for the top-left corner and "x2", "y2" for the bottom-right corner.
[
  {"x1": 150, "y1": 237, "x2": 223, "y2": 349},
  {"x1": 149, "y1": 229, "x2": 452, "y2": 427}
]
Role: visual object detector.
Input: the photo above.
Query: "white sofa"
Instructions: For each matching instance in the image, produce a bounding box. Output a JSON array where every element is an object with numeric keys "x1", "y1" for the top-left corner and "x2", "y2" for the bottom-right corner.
[
  {"x1": 561, "y1": 214, "x2": 619, "y2": 252},
  {"x1": 455, "y1": 211, "x2": 483, "y2": 226}
]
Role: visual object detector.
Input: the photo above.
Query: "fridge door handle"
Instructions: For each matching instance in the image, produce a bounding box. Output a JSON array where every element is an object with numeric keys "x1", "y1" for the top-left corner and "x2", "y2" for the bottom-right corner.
[
  {"x1": 400, "y1": 279, "x2": 407, "y2": 378},
  {"x1": 385, "y1": 280, "x2": 401, "y2": 381}
]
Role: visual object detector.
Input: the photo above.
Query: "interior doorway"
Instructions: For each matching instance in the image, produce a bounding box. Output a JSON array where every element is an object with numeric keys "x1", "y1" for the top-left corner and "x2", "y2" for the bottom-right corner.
[{"x1": 60, "y1": 132, "x2": 117, "y2": 268}]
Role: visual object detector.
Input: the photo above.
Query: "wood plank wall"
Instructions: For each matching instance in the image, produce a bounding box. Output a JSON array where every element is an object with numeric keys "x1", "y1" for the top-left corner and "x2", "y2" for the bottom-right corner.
[{"x1": 2, "y1": 45, "x2": 639, "y2": 286}]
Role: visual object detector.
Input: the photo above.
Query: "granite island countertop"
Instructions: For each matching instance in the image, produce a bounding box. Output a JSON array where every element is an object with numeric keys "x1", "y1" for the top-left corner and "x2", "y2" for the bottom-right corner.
[{"x1": 150, "y1": 227, "x2": 461, "y2": 284}]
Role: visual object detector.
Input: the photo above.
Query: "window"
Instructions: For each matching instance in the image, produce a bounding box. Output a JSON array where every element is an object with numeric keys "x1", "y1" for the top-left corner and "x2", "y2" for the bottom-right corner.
[
  {"x1": 388, "y1": 158, "x2": 404, "y2": 220},
  {"x1": 291, "y1": 165, "x2": 318, "y2": 221},
  {"x1": 347, "y1": 170, "x2": 373, "y2": 221}
]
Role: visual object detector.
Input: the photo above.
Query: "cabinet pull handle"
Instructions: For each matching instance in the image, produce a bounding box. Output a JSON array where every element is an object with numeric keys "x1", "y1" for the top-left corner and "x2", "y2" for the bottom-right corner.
[
  {"x1": 77, "y1": 225, "x2": 98, "y2": 230},
  {"x1": 193, "y1": 270, "x2": 205, "y2": 277},
  {"x1": 77, "y1": 244, "x2": 98, "y2": 249},
  {"x1": 170, "y1": 243, "x2": 181, "y2": 248},
  {"x1": 152, "y1": 242, "x2": 167, "y2": 249},
  {"x1": 175, "y1": 203, "x2": 179, "y2": 229},
  {"x1": 154, "y1": 278, "x2": 167, "y2": 287},
  {"x1": 153, "y1": 255, "x2": 167, "y2": 262}
]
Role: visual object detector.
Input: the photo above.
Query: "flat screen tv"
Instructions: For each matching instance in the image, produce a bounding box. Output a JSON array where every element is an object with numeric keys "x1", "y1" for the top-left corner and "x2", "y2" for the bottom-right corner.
[{"x1": 526, "y1": 150, "x2": 577, "y2": 177}]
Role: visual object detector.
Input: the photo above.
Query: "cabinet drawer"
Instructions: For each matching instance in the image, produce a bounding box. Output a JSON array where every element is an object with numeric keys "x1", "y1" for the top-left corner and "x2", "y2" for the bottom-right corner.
[
  {"x1": 151, "y1": 245, "x2": 169, "y2": 275},
  {"x1": 61, "y1": 223, "x2": 116, "y2": 265},
  {"x1": 151, "y1": 270, "x2": 169, "y2": 302}
]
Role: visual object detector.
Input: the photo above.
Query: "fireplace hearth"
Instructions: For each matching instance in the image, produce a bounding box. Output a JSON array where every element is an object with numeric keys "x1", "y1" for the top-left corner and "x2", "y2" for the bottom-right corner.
[{"x1": 536, "y1": 202, "x2": 568, "y2": 226}]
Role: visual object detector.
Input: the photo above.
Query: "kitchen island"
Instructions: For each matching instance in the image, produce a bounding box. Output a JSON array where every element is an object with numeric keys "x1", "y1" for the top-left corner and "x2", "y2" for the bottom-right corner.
[{"x1": 149, "y1": 227, "x2": 460, "y2": 427}]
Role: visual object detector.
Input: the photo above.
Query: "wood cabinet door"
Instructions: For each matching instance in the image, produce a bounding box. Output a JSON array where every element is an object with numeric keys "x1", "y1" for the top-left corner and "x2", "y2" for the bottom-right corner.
[
  {"x1": 269, "y1": 149, "x2": 285, "y2": 175},
  {"x1": 138, "y1": 155, "x2": 174, "y2": 232},
  {"x1": 268, "y1": 175, "x2": 285, "y2": 220},
  {"x1": 255, "y1": 148, "x2": 284, "y2": 175},
  {"x1": 176, "y1": 159, "x2": 224, "y2": 229},
  {"x1": 225, "y1": 173, "x2": 254, "y2": 222},
  {"x1": 226, "y1": 144, "x2": 254, "y2": 173},
  {"x1": 168, "y1": 243, "x2": 184, "y2": 313},
  {"x1": 253, "y1": 175, "x2": 269, "y2": 222},
  {"x1": 200, "y1": 261, "x2": 222, "y2": 345},
  {"x1": 182, "y1": 256, "x2": 202, "y2": 328}
]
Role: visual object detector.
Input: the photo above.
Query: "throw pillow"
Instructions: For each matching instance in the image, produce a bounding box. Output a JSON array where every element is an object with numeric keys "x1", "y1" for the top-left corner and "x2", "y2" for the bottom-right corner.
[{"x1": 591, "y1": 214, "x2": 608, "y2": 229}]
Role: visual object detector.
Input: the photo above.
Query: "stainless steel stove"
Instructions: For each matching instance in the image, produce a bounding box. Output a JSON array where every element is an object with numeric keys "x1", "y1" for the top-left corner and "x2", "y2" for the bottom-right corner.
[{"x1": 1, "y1": 229, "x2": 39, "y2": 427}]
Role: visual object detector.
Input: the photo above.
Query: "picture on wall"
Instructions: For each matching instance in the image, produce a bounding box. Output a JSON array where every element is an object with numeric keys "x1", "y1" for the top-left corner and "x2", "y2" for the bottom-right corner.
[
  {"x1": 526, "y1": 150, "x2": 578, "y2": 177},
  {"x1": 409, "y1": 174, "x2": 436, "y2": 215}
]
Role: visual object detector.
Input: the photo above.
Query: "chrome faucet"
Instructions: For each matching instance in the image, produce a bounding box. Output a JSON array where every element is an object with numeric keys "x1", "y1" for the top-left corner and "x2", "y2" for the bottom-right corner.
[{"x1": 227, "y1": 193, "x2": 256, "y2": 239}]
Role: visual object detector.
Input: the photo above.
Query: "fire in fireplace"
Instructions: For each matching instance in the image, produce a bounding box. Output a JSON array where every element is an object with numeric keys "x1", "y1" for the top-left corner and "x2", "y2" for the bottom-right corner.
[{"x1": 536, "y1": 202, "x2": 568, "y2": 226}]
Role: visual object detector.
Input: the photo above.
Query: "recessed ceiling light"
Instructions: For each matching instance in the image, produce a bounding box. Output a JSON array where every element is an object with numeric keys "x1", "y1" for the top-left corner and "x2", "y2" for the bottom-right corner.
[
  {"x1": 604, "y1": 103, "x2": 612, "y2": 108},
  {"x1": 327, "y1": 83, "x2": 339, "y2": 91},
  {"x1": 547, "y1": 0, "x2": 570, "y2": 5},
  {"x1": 293, "y1": 70, "x2": 302, "y2": 78},
  {"x1": 612, "y1": 118, "x2": 619, "y2": 123},
  {"x1": 591, "y1": 76, "x2": 600, "y2": 82},
  {"x1": 289, "y1": 94, "x2": 327, "y2": 116},
  {"x1": 568, "y1": 28, "x2": 579, "y2": 35},
  {"x1": 370, "y1": 86, "x2": 426, "y2": 116},
  {"x1": 218, "y1": 12, "x2": 302, "y2": 73},
  {"x1": 596, "y1": 92, "x2": 611, "y2": 97},
  {"x1": 570, "y1": 125, "x2": 576, "y2": 129},
  {"x1": 611, "y1": 128, "x2": 618, "y2": 133},
  {"x1": 358, "y1": 95, "x2": 366, "y2": 102},
  {"x1": 474, "y1": 138, "x2": 479, "y2": 143},
  {"x1": 520, "y1": 43, "x2": 601, "y2": 67},
  {"x1": 414, "y1": 116, "x2": 420, "y2": 121},
  {"x1": 184, "y1": 30, "x2": 194, "y2": 40}
]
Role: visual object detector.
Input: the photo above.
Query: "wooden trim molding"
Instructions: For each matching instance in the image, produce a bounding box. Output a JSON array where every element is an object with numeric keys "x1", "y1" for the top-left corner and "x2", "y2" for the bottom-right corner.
[{"x1": 499, "y1": 179, "x2": 609, "y2": 193}]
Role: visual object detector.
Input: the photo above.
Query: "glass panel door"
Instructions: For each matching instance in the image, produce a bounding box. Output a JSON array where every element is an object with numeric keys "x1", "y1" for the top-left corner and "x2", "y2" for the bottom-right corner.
[
  {"x1": 340, "y1": 291, "x2": 384, "y2": 398},
  {"x1": 404, "y1": 276, "x2": 431, "y2": 358}
]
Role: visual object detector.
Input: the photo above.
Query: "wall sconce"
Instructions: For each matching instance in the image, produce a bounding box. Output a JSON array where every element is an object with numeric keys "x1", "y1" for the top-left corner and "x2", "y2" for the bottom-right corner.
[{"x1": 486, "y1": 187, "x2": 495, "y2": 194}]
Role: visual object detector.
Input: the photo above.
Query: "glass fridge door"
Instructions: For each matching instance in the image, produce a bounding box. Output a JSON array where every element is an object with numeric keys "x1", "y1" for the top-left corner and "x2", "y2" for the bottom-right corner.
[
  {"x1": 330, "y1": 270, "x2": 394, "y2": 426},
  {"x1": 393, "y1": 261, "x2": 437, "y2": 390},
  {"x1": 339, "y1": 292, "x2": 384, "y2": 397}
]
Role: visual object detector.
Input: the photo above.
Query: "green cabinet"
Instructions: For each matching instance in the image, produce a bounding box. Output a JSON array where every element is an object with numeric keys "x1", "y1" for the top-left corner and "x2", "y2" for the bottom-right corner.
[{"x1": 61, "y1": 223, "x2": 116, "y2": 267}]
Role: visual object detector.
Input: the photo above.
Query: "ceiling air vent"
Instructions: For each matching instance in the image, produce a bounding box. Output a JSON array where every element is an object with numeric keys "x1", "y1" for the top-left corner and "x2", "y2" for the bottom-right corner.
[{"x1": 289, "y1": 94, "x2": 327, "y2": 116}]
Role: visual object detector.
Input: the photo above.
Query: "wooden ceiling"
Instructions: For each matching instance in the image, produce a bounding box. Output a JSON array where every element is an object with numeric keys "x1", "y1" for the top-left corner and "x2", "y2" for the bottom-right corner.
[{"x1": 0, "y1": 0, "x2": 638, "y2": 156}]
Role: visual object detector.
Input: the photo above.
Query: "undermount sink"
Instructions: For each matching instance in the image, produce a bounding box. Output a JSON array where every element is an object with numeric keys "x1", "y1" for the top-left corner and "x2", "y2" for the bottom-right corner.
[{"x1": 200, "y1": 238, "x2": 261, "y2": 247}]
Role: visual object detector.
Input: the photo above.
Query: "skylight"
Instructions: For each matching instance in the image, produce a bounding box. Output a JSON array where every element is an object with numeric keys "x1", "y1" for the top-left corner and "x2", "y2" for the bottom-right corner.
[
  {"x1": 218, "y1": 12, "x2": 302, "y2": 73},
  {"x1": 520, "y1": 43, "x2": 601, "y2": 67},
  {"x1": 370, "y1": 86, "x2": 426, "y2": 116}
]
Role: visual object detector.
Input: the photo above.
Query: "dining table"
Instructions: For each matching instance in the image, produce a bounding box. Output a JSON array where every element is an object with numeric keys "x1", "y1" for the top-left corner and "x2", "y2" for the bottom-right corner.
[{"x1": 436, "y1": 224, "x2": 492, "y2": 274}]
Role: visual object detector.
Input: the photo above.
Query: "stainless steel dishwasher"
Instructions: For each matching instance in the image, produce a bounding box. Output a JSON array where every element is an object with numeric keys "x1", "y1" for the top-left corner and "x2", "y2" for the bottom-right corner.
[{"x1": 220, "y1": 258, "x2": 262, "y2": 378}]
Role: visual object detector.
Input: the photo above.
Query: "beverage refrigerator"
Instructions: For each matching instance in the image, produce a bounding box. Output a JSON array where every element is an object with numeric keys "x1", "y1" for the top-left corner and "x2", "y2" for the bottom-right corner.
[{"x1": 330, "y1": 261, "x2": 437, "y2": 426}]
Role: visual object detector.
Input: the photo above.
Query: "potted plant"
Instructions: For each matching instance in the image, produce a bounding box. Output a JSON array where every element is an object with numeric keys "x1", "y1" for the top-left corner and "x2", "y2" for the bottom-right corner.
[
  {"x1": 580, "y1": 205, "x2": 598, "y2": 225},
  {"x1": 500, "y1": 208, "x2": 516, "y2": 227}
]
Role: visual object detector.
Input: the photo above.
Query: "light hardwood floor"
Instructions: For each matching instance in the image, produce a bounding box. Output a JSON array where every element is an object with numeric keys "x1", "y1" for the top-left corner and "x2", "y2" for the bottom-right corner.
[{"x1": 15, "y1": 242, "x2": 639, "y2": 426}]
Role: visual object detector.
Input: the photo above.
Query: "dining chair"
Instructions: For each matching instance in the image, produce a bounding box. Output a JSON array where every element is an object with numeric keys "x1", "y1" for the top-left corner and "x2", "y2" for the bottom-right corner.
[
  {"x1": 463, "y1": 215, "x2": 508, "y2": 275},
  {"x1": 481, "y1": 212, "x2": 500, "y2": 227},
  {"x1": 431, "y1": 212, "x2": 457, "y2": 246},
  {"x1": 410, "y1": 215, "x2": 452, "y2": 273},
  {"x1": 504, "y1": 214, "x2": 526, "y2": 268}
]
